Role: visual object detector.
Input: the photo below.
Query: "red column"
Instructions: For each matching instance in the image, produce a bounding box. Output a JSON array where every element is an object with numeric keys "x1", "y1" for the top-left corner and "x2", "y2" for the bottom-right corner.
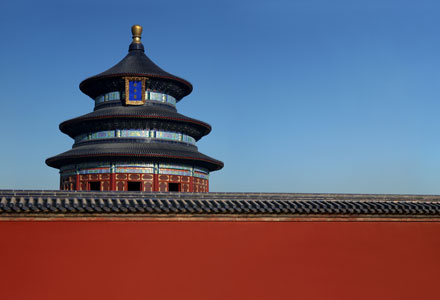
[
  {"x1": 153, "y1": 174, "x2": 159, "y2": 192},
  {"x1": 111, "y1": 173, "x2": 116, "y2": 191},
  {"x1": 75, "y1": 174, "x2": 80, "y2": 191},
  {"x1": 189, "y1": 176, "x2": 193, "y2": 193},
  {"x1": 206, "y1": 179, "x2": 209, "y2": 192}
]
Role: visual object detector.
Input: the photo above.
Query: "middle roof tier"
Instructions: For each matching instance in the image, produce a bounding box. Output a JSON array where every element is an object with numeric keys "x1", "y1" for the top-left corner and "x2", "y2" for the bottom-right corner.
[{"x1": 60, "y1": 105, "x2": 211, "y2": 140}]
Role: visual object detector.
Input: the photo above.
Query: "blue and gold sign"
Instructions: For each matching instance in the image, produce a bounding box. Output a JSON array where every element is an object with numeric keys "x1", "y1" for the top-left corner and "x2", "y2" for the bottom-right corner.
[
  {"x1": 124, "y1": 77, "x2": 147, "y2": 105},
  {"x1": 129, "y1": 80, "x2": 142, "y2": 100}
]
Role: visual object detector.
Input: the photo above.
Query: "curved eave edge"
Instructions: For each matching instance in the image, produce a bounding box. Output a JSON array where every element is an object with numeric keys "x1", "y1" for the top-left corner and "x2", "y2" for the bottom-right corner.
[
  {"x1": 59, "y1": 115, "x2": 212, "y2": 137},
  {"x1": 46, "y1": 153, "x2": 224, "y2": 171},
  {"x1": 79, "y1": 73, "x2": 193, "y2": 99}
]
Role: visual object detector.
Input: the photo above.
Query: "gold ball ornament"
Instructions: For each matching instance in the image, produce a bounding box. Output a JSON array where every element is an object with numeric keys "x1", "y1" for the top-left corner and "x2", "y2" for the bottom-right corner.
[{"x1": 131, "y1": 25, "x2": 143, "y2": 43}]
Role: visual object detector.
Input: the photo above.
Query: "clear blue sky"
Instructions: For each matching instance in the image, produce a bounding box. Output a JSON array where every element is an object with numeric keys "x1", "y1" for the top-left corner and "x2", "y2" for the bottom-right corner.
[{"x1": 1, "y1": 0, "x2": 439, "y2": 194}]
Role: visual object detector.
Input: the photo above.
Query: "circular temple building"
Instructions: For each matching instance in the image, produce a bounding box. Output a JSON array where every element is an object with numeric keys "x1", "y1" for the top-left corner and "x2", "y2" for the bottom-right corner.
[{"x1": 46, "y1": 25, "x2": 223, "y2": 192}]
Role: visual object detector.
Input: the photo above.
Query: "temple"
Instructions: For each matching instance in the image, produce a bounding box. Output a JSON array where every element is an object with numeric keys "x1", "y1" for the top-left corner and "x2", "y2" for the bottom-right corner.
[
  {"x1": 46, "y1": 25, "x2": 223, "y2": 192},
  {"x1": 1, "y1": 24, "x2": 440, "y2": 300}
]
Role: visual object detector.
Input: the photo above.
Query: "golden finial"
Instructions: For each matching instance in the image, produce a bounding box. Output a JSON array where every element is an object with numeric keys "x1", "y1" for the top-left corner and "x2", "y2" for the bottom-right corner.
[{"x1": 131, "y1": 25, "x2": 143, "y2": 44}]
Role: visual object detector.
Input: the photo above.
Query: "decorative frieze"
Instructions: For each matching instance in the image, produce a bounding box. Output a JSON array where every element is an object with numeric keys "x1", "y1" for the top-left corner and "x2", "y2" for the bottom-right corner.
[{"x1": 74, "y1": 129, "x2": 196, "y2": 145}]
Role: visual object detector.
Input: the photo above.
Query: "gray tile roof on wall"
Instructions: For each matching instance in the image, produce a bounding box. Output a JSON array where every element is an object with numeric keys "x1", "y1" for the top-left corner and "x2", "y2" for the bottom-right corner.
[{"x1": 1, "y1": 190, "x2": 440, "y2": 218}]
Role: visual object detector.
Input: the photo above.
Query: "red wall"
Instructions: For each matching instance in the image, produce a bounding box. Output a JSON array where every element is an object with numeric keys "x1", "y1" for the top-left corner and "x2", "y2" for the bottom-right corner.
[{"x1": 0, "y1": 220, "x2": 439, "y2": 300}]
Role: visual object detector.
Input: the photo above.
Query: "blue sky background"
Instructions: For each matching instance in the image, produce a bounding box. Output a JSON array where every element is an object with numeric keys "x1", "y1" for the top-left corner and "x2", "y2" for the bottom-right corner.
[{"x1": 1, "y1": 0, "x2": 439, "y2": 194}]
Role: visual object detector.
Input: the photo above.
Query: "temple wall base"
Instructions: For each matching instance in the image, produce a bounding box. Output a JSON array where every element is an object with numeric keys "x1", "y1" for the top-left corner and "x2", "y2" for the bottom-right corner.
[{"x1": 60, "y1": 173, "x2": 209, "y2": 192}]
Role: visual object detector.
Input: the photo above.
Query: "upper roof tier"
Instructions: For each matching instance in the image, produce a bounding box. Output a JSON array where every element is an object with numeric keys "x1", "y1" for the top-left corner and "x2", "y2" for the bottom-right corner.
[{"x1": 79, "y1": 25, "x2": 193, "y2": 101}]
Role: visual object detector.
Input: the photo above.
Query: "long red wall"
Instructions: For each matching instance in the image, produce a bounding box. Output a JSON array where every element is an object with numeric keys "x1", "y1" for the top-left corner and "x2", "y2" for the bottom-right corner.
[{"x1": 0, "y1": 220, "x2": 438, "y2": 300}]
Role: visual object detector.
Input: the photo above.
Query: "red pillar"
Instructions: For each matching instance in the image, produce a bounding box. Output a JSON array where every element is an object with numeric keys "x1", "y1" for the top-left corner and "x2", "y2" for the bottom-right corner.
[
  {"x1": 75, "y1": 174, "x2": 80, "y2": 191},
  {"x1": 111, "y1": 173, "x2": 116, "y2": 191},
  {"x1": 153, "y1": 174, "x2": 159, "y2": 192},
  {"x1": 189, "y1": 176, "x2": 193, "y2": 193}
]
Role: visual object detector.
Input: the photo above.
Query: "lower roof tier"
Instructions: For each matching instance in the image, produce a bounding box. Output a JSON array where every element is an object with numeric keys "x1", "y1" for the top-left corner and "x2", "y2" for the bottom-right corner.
[
  {"x1": 46, "y1": 141, "x2": 224, "y2": 172},
  {"x1": 60, "y1": 105, "x2": 211, "y2": 140}
]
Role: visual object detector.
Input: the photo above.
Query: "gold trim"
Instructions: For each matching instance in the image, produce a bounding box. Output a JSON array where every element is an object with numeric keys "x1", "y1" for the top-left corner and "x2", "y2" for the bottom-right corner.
[{"x1": 124, "y1": 77, "x2": 147, "y2": 105}]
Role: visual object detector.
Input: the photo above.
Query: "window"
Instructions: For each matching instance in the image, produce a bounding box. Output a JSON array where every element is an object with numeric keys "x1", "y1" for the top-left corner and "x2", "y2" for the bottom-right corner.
[
  {"x1": 89, "y1": 181, "x2": 101, "y2": 191},
  {"x1": 168, "y1": 183, "x2": 180, "y2": 192},
  {"x1": 127, "y1": 181, "x2": 142, "y2": 191}
]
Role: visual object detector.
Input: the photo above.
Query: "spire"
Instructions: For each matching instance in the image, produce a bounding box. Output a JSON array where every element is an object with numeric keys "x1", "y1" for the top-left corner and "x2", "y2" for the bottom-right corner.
[
  {"x1": 129, "y1": 24, "x2": 144, "y2": 52},
  {"x1": 131, "y1": 25, "x2": 143, "y2": 43}
]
